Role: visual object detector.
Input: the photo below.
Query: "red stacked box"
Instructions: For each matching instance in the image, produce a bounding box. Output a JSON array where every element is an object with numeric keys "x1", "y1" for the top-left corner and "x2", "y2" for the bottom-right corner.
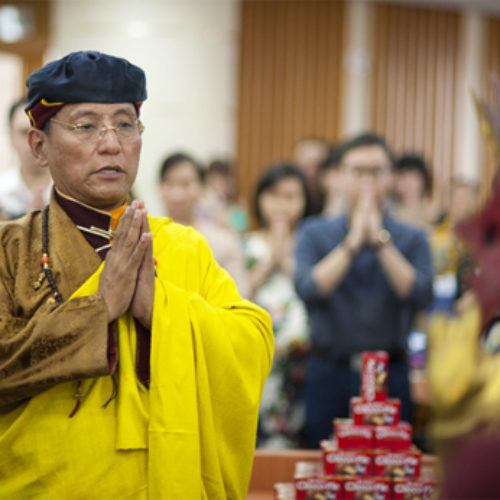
[
  {"x1": 392, "y1": 478, "x2": 437, "y2": 500},
  {"x1": 373, "y1": 449, "x2": 421, "y2": 478},
  {"x1": 294, "y1": 476, "x2": 343, "y2": 500},
  {"x1": 350, "y1": 397, "x2": 401, "y2": 426},
  {"x1": 322, "y1": 439, "x2": 373, "y2": 476},
  {"x1": 281, "y1": 352, "x2": 437, "y2": 499},
  {"x1": 293, "y1": 461, "x2": 342, "y2": 499},
  {"x1": 321, "y1": 351, "x2": 432, "y2": 499},
  {"x1": 343, "y1": 477, "x2": 392, "y2": 500},
  {"x1": 373, "y1": 421, "x2": 413, "y2": 452},
  {"x1": 333, "y1": 420, "x2": 374, "y2": 450},
  {"x1": 361, "y1": 350, "x2": 389, "y2": 402}
]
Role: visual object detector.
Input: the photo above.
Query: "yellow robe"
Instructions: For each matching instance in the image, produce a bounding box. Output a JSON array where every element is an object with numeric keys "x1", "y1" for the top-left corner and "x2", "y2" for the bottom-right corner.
[
  {"x1": 0, "y1": 199, "x2": 273, "y2": 499},
  {"x1": 427, "y1": 305, "x2": 500, "y2": 442}
]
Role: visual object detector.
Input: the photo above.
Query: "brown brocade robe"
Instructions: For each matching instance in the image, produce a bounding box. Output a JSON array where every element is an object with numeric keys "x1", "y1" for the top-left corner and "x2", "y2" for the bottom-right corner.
[
  {"x1": 0, "y1": 187, "x2": 274, "y2": 499},
  {"x1": 0, "y1": 189, "x2": 273, "y2": 500},
  {"x1": 0, "y1": 192, "x2": 115, "y2": 412}
]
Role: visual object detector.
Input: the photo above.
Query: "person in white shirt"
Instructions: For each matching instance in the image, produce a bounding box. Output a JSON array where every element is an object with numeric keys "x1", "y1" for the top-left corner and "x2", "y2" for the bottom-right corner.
[{"x1": 0, "y1": 97, "x2": 52, "y2": 219}]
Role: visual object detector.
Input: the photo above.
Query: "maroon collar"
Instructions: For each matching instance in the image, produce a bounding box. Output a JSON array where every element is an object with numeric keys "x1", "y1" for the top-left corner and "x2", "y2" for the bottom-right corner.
[{"x1": 54, "y1": 189, "x2": 114, "y2": 259}]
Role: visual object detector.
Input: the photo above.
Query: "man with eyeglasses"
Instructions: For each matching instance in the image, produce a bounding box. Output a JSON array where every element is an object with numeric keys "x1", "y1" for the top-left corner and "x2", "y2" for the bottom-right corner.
[
  {"x1": 294, "y1": 133, "x2": 433, "y2": 448},
  {"x1": 0, "y1": 51, "x2": 273, "y2": 499}
]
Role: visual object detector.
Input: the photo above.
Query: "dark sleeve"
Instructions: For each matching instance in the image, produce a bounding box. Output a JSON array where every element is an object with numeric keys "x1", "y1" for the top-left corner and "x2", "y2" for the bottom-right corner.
[
  {"x1": 294, "y1": 221, "x2": 326, "y2": 303},
  {"x1": 405, "y1": 231, "x2": 434, "y2": 310},
  {"x1": 0, "y1": 272, "x2": 112, "y2": 411}
]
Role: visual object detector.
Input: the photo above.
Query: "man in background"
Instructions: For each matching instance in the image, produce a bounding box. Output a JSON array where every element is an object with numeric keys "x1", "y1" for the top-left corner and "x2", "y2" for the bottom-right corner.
[
  {"x1": 0, "y1": 97, "x2": 51, "y2": 219},
  {"x1": 294, "y1": 132, "x2": 433, "y2": 448},
  {"x1": 293, "y1": 136, "x2": 329, "y2": 214},
  {"x1": 317, "y1": 144, "x2": 346, "y2": 217}
]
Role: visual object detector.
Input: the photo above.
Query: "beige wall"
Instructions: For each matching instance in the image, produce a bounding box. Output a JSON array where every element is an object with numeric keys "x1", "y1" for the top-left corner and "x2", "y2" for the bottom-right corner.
[
  {"x1": 3, "y1": 0, "x2": 500, "y2": 211},
  {"x1": 49, "y1": 0, "x2": 240, "y2": 216},
  {"x1": 237, "y1": 0, "x2": 497, "y2": 209}
]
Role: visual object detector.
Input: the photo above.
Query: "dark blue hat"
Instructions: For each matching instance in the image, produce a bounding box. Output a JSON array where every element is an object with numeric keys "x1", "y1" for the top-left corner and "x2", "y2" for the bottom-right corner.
[{"x1": 25, "y1": 51, "x2": 147, "y2": 129}]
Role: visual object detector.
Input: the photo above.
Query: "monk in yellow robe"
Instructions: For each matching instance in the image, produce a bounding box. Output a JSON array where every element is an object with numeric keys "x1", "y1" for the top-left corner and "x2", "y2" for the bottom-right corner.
[{"x1": 0, "y1": 51, "x2": 273, "y2": 500}]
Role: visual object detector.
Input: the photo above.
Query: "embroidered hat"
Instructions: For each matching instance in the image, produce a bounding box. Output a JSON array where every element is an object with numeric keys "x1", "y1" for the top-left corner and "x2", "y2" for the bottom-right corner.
[{"x1": 25, "y1": 51, "x2": 147, "y2": 129}]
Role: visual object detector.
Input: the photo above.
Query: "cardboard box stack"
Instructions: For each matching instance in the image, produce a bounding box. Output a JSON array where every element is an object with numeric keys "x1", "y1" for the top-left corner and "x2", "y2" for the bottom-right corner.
[{"x1": 274, "y1": 351, "x2": 437, "y2": 500}]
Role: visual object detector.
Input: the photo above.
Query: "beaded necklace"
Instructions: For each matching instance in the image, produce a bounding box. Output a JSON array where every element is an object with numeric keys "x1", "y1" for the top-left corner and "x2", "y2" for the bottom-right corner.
[
  {"x1": 42, "y1": 205, "x2": 85, "y2": 417},
  {"x1": 40, "y1": 202, "x2": 137, "y2": 416},
  {"x1": 42, "y1": 206, "x2": 64, "y2": 304}
]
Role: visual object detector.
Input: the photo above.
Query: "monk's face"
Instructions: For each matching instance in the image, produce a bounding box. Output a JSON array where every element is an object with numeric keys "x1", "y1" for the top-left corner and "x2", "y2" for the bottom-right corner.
[{"x1": 29, "y1": 102, "x2": 142, "y2": 210}]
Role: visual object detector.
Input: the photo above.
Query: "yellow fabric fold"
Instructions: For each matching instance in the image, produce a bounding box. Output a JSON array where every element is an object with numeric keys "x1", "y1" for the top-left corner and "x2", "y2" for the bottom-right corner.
[
  {"x1": 0, "y1": 216, "x2": 273, "y2": 500},
  {"x1": 427, "y1": 304, "x2": 500, "y2": 440},
  {"x1": 67, "y1": 262, "x2": 149, "y2": 451}
]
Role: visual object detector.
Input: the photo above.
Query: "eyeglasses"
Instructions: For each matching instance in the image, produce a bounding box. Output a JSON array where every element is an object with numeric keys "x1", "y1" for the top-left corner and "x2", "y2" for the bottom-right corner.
[
  {"x1": 50, "y1": 117, "x2": 144, "y2": 143},
  {"x1": 342, "y1": 164, "x2": 391, "y2": 178}
]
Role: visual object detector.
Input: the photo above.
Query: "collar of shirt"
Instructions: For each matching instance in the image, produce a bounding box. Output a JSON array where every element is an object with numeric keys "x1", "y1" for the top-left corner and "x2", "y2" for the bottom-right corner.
[{"x1": 54, "y1": 188, "x2": 128, "y2": 259}]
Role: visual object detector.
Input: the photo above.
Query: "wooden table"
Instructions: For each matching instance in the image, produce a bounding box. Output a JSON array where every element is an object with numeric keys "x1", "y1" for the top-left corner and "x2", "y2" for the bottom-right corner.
[{"x1": 247, "y1": 449, "x2": 439, "y2": 499}]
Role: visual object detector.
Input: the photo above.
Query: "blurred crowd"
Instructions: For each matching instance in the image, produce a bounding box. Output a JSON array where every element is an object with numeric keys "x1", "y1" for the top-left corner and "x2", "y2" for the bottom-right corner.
[{"x1": 0, "y1": 97, "x2": 484, "y2": 456}]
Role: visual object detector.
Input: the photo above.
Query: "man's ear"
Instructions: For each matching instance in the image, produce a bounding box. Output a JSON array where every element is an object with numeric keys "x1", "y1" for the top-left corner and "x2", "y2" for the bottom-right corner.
[{"x1": 28, "y1": 128, "x2": 49, "y2": 168}]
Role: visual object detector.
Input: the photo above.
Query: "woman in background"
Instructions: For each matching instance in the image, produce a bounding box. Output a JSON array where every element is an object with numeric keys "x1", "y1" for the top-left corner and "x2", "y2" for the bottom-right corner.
[
  {"x1": 392, "y1": 153, "x2": 436, "y2": 231},
  {"x1": 159, "y1": 152, "x2": 250, "y2": 298},
  {"x1": 244, "y1": 163, "x2": 311, "y2": 448},
  {"x1": 198, "y1": 159, "x2": 249, "y2": 234}
]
